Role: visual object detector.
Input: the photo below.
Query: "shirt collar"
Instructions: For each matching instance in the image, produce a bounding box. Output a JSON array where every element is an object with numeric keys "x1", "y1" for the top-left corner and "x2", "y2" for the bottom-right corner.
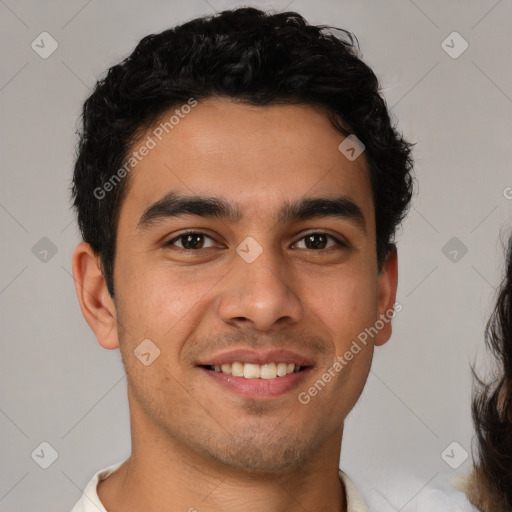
[{"x1": 339, "y1": 469, "x2": 371, "y2": 512}]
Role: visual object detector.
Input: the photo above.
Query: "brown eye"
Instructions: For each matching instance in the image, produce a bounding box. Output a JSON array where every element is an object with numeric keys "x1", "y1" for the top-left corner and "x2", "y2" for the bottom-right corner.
[
  {"x1": 167, "y1": 233, "x2": 216, "y2": 250},
  {"x1": 295, "y1": 233, "x2": 342, "y2": 250}
]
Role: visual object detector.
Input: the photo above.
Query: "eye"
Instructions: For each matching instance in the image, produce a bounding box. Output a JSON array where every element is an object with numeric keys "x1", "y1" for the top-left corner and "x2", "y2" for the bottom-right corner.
[
  {"x1": 164, "y1": 231, "x2": 346, "y2": 251},
  {"x1": 293, "y1": 232, "x2": 345, "y2": 250},
  {"x1": 166, "y1": 232, "x2": 218, "y2": 250}
]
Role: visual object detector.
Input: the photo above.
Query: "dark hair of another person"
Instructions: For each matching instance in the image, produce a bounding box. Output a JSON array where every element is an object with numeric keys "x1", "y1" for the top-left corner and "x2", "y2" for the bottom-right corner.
[
  {"x1": 466, "y1": 234, "x2": 512, "y2": 511},
  {"x1": 71, "y1": 7, "x2": 414, "y2": 299}
]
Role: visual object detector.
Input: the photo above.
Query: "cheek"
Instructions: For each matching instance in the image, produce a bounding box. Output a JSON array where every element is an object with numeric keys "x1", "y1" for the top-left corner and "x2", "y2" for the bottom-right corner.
[
  {"x1": 304, "y1": 268, "x2": 378, "y2": 344},
  {"x1": 119, "y1": 261, "x2": 221, "y2": 349}
]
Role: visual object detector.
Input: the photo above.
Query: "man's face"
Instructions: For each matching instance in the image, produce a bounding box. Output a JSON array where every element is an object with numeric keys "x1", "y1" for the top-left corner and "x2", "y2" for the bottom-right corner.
[{"x1": 91, "y1": 98, "x2": 396, "y2": 473}]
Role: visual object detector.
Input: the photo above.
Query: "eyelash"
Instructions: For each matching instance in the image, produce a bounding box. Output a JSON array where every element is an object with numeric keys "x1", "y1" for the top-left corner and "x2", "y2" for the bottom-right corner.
[{"x1": 164, "y1": 231, "x2": 349, "y2": 251}]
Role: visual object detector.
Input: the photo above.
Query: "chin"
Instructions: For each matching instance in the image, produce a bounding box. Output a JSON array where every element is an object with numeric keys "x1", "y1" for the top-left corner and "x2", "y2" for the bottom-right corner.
[{"x1": 206, "y1": 433, "x2": 312, "y2": 474}]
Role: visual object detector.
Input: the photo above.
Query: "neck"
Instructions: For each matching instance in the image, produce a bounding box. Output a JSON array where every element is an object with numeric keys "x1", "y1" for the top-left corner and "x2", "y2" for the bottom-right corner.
[{"x1": 97, "y1": 403, "x2": 347, "y2": 512}]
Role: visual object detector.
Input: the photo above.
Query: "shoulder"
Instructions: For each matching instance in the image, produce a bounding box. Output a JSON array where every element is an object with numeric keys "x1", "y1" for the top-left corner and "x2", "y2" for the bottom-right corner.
[
  {"x1": 70, "y1": 461, "x2": 125, "y2": 512},
  {"x1": 346, "y1": 469, "x2": 481, "y2": 512},
  {"x1": 339, "y1": 469, "x2": 371, "y2": 512}
]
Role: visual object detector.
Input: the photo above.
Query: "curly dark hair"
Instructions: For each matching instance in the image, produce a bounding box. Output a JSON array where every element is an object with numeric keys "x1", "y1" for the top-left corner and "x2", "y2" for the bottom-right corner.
[
  {"x1": 71, "y1": 7, "x2": 414, "y2": 299},
  {"x1": 466, "y1": 233, "x2": 512, "y2": 511}
]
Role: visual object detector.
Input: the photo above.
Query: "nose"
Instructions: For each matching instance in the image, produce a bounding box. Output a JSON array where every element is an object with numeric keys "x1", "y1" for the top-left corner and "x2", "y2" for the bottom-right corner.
[{"x1": 217, "y1": 248, "x2": 304, "y2": 332}]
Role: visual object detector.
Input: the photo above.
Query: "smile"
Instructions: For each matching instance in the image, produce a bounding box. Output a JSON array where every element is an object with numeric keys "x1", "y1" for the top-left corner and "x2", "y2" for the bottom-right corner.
[{"x1": 202, "y1": 362, "x2": 305, "y2": 379}]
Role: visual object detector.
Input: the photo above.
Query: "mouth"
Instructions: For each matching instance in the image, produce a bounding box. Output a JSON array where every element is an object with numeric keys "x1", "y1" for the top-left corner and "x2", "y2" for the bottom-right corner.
[
  {"x1": 198, "y1": 362, "x2": 313, "y2": 399},
  {"x1": 196, "y1": 348, "x2": 315, "y2": 398},
  {"x1": 200, "y1": 362, "x2": 309, "y2": 379}
]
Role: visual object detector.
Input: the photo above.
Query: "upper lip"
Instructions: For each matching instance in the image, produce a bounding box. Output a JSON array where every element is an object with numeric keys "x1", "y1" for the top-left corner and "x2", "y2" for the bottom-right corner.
[{"x1": 197, "y1": 348, "x2": 315, "y2": 367}]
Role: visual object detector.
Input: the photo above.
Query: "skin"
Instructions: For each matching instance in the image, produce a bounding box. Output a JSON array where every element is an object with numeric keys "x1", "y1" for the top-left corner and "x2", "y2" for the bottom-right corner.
[{"x1": 72, "y1": 97, "x2": 398, "y2": 512}]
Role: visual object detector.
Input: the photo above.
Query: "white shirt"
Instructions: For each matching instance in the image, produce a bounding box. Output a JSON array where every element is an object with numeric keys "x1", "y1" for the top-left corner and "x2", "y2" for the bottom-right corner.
[
  {"x1": 70, "y1": 461, "x2": 370, "y2": 512},
  {"x1": 71, "y1": 462, "x2": 481, "y2": 512}
]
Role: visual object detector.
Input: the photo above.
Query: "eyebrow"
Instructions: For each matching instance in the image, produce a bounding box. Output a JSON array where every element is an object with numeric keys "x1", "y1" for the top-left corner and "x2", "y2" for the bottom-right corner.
[{"x1": 136, "y1": 192, "x2": 366, "y2": 234}]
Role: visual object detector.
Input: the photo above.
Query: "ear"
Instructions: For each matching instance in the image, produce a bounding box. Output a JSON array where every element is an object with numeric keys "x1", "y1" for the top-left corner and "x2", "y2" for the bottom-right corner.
[
  {"x1": 71, "y1": 242, "x2": 119, "y2": 350},
  {"x1": 373, "y1": 246, "x2": 399, "y2": 347}
]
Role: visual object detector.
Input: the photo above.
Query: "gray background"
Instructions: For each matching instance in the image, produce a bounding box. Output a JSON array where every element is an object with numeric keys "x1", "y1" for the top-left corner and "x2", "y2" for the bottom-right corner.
[{"x1": 1, "y1": 0, "x2": 511, "y2": 510}]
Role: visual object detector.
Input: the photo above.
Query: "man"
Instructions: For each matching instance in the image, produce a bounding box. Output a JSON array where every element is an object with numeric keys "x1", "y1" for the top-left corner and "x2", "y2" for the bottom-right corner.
[{"x1": 70, "y1": 7, "x2": 414, "y2": 511}]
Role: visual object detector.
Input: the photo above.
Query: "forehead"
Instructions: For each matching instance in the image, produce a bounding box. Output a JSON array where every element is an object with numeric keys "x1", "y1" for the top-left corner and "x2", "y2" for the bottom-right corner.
[{"x1": 118, "y1": 98, "x2": 374, "y2": 230}]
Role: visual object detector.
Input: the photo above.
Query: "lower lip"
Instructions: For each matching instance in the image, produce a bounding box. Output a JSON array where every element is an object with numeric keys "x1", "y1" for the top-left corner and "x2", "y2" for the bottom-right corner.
[{"x1": 199, "y1": 367, "x2": 312, "y2": 399}]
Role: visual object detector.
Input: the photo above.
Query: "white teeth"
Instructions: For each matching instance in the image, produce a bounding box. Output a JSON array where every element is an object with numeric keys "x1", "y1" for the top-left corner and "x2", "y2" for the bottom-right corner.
[
  {"x1": 276, "y1": 362, "x2": 288, "y2": 377},
  {"x1": 231, "y1": 362, "x2": 244, "y2": 377},
  {"x1": 243, "y1": 363, "x2": 260, "y2": 379},
  {"x1": 209, "y1": 361, "x2": 302, "y2": 378},
  {"x1": 260, "y1": 363, "x2": 277, "y2": 379}
]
